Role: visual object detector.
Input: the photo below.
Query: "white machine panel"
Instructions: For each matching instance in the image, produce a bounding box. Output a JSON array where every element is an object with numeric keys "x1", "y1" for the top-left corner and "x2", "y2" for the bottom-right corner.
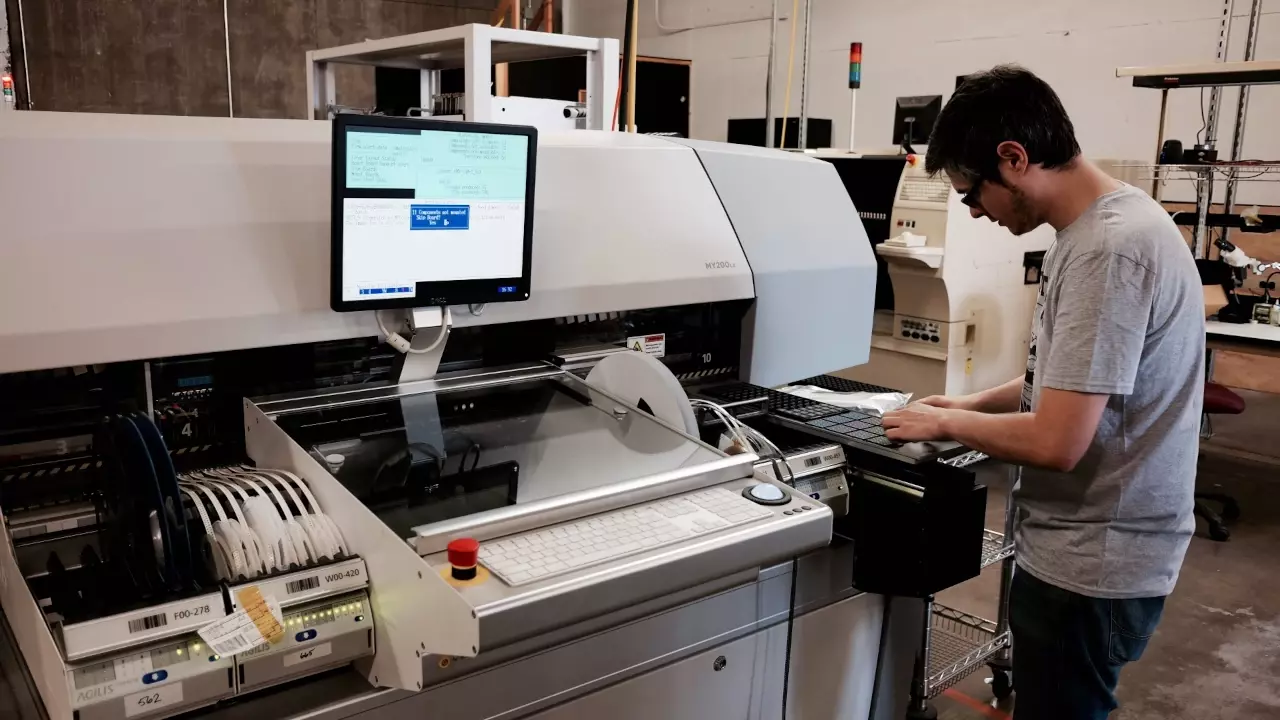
[
  {"x1": 674, "y1": 140, "x2": 877, "y2": 388},
  {"x1": 0, "y1": 114, "x2": 753, "y2": 374},
  {"x1": 842, "y1": 160, "x2": 1052, "y2": 397}
]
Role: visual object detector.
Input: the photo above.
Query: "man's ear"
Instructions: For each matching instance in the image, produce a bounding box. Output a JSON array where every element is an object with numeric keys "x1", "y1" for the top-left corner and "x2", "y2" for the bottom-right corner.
[{"x1": 996, "y1": 141, "x2": 1029, "y2": 174}]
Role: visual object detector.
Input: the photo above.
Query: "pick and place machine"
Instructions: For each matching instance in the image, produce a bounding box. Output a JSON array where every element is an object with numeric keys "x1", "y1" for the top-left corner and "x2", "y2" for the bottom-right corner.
[
  {"x1": 815, "y1": 151, "x2": 1054, "y2": 399},
  {"x1": 0, "y1": 104, "x2": 989, "y2": 720},
  {"x1": 813, "y1": 111, "x2": 1146, "y2": 401}
]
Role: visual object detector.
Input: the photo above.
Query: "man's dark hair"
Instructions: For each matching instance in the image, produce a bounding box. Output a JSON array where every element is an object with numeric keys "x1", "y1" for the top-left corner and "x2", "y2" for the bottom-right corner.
[{"x1": 925, "y1": 65, "x2": 1081, "y2": 182}]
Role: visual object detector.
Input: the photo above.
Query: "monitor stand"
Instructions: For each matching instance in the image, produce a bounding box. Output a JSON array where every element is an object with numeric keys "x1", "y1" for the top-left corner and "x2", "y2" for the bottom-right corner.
[
  {"x1": 900, "y1": 119, "x2": 917, "y2": 155},
  {"x1": 392, "y1": 306, "x2": 454, "y2": 383}
]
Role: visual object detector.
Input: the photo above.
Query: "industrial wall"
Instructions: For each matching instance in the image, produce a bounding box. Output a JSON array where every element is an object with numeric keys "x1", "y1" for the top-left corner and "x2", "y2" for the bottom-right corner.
[
  {"x1": 1, "y1": 0, "x2": 497, "y2": 118},
  {"x1": 565, "y1": 0, "x2": 1280, "y2": 395},
  {"x1": 566, "y1": 0, "x2": 1280, "y2": 208}
]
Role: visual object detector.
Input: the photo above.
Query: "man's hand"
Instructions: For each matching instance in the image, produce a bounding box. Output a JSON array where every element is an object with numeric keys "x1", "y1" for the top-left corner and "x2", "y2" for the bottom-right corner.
[
  {"x1": 883, "y1": 388, "x2": 1109, "y2": 471},
  {"x1": 916, "y1": 395, "x2": 970, "y2": 411},
  {"x1": 882, "y1": 402, "x2": 954, "y2": 442}
]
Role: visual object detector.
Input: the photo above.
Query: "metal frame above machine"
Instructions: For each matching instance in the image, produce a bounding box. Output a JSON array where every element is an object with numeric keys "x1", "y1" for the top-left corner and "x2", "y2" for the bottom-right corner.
[{"x1": 306, "y1": 23, "x2": 619, "y2": 132}]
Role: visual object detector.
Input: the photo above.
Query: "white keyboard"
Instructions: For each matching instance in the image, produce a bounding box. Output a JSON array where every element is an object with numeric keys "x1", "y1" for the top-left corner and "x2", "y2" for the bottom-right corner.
[{"x1": 479, "y1": 488, "x2": 777, "y2": 586}]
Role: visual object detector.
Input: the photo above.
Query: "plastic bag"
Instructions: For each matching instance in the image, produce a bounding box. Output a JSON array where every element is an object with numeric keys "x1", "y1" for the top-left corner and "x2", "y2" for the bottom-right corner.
[{"x1": 775, "y1": 385, "x2": 912, "y2": 417}]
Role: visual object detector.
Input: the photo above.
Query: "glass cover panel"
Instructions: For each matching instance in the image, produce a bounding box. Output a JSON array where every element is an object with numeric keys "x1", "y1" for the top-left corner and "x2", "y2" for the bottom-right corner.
[{"x1": 272, "y1": 373, "x2": 723, "y2": 538}]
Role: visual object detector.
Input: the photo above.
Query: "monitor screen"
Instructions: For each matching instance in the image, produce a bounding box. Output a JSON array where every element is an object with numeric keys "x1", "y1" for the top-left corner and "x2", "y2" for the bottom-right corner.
[{"x1": 330, "y1": 115, "x2": 537, "y2": 312}]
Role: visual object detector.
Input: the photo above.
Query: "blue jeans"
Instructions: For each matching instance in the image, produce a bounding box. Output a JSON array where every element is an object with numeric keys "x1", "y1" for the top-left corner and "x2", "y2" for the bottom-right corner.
[{"x1": 1009, "y1": 565, "x2": 1166, "y2": 720}]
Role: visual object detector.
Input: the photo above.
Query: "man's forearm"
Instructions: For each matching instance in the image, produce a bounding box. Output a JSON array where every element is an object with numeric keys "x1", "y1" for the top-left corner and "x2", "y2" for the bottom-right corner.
[
  {"x1": 962, "y1": 376, "x2": 1024, "y2": 414},
  {"x1": 940, "y1": 409, "x2": 1073, "y2": 471}
]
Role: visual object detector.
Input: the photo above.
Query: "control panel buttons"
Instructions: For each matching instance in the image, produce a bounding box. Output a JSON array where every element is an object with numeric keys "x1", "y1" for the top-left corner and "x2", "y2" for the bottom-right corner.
[
  {"x1": 142, "y1": 670, "x2": 168, "y2": 685},
  {"x1": 742, "y1": 484, "x2": 790, "y2": 506}
]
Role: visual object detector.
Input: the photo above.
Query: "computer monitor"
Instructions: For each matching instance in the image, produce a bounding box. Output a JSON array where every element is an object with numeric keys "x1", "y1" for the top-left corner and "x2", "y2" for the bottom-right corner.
[
  {"x1": 891, "y1": 95, "x2": 942, "y2": 150},
  {"x1": 330, "y1": 115, "x2": 537, "y2": 312}
]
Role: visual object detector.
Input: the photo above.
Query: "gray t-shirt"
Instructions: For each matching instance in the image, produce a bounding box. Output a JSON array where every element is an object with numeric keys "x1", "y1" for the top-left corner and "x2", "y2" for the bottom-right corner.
[{"x1": 1015, "y1": 183, "x2": 1205, "y2": 600}]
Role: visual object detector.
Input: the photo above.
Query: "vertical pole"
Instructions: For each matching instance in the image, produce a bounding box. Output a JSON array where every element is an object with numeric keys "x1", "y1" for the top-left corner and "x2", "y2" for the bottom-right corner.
[
  {"x1": 2, "y1": 0, "x2": 12, "y2": 111},
  {"x1": 797, "y1": 0, "x2": 813, "y2": 149},
  {"x1": 909, "y1": 595, "x2": 935, "y2": 713},
  {"x1": 848, "y1": 91, "x2": 858, "y2": 151},
  {"x1": 765, "y1": 0, "x2": 778, "y2": 149},
  {"x1": 305, "y1": 51, "x2": 316, "y2": 119},
  {"x1": 419, "y1": 70, "x2": 439, "y2": 115},
  {"x1": 1194, "y1": 175, "x2": 1214, "y2": 258},
  {"x1": 626, "y1": 0, "x2": 639, "y2": 132},
  {"x1": 1153, "y1": 88, "x2": 1169, "y2": 200},
  {"x1": 992, "y1": 467, "x2": 1018, "y2": 666},
  {"x1": 493, "y1": 1, "x2": 519, "y2": 99},
  {"x1": 17, "y1": 0, "x2": 31, "y2": 109},
  {"x1": 222, "y1": 0, "x2": 234, "y2": 117},
  {"x1": 589, "y1": 38, "x2": 618, "y2": 132},
  {"x1": 464, "y1": 26, "x2": 492, "y2": 123},
  {"x1": 1203, "y1": 0, "x2": 1234, "y2": 147},
  {"x1": 1221, "y1": 0, "x2": 1263, "y2": 247},
  {"x1": 308, "y1": 56, "x2": 336, "y2": 120},
  {"x1": 1194, "y1": 0, "x2": 1235, "y2": 257}
]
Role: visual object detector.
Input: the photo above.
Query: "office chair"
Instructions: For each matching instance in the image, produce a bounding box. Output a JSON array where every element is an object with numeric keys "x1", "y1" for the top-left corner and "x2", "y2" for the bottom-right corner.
[{"x1": 1198, "y1": 382, "x2": 1244, "y2": 541}]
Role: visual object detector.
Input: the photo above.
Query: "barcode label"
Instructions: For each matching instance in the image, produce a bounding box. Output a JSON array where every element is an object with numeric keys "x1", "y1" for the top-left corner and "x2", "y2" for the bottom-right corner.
[
  {"x1": 212, "y1": 632, "x2": 251, "y2": 655},
  {"x1": 286, "y1": 576, "x2": 319, "y2": 595},
  {"x1": 127, "y1": 613, "x2": 168, "y2": 634}
]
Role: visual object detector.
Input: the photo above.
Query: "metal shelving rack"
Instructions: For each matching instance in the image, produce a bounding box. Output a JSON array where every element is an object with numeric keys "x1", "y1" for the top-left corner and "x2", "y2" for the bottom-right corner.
[
  {"x1": 906, "y1": 469, "x2": 1017, "y2": 720},
  {"x1": 305, "y1": 24, "x2": 619, "y2": 131},
  {"x1": 1116, "y1": 0, "x2": 1278, "y2": 258}
]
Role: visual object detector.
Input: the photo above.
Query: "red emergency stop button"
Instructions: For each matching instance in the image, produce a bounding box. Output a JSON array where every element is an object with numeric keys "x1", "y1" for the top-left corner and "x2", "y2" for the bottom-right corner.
[{"x1": 448, "y1": 538, "x2": 480, "y2": 580}]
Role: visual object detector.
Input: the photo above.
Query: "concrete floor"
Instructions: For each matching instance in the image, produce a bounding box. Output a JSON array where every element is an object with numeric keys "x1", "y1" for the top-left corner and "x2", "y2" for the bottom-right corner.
[{"x1": 928, "y1": 452, "x2": 1280, "y2": 720}]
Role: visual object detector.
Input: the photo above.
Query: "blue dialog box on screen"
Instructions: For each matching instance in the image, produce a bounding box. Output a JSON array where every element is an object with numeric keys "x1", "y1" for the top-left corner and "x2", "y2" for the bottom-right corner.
[{"x1": 410, "y1": 204, "x2": 470, "y2": 230}]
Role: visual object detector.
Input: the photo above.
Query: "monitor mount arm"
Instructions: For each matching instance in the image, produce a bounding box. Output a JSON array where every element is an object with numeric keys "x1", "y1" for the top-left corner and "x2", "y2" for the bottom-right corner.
[
  {"x1": 384, "y1": 306, "x2": 454, "y2": 383},
  {"x1": 900, "y1": 118, "x2": 917, "y2": 156}
]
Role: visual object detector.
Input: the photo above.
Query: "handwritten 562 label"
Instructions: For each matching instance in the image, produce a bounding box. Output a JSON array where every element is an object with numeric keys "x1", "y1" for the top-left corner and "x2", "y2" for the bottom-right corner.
[{"x1": 124, "y1": 683, "x2": 184, "y2": 718}]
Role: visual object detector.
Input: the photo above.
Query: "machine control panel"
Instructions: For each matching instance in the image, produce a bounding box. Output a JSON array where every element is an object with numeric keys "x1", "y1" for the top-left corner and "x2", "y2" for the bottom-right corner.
[
  {"x1": 897, "y1": 316, "x2": 943, "y2": 344},
  {"x1": 67, "y1": 635, "x2": 234, "y2": 718},
  {"x1": 237, "y1": 590, "x2": 373, "y2": 692},
  {"x1": 790, "y1": 472, "x2": 850, "y2": 518}
]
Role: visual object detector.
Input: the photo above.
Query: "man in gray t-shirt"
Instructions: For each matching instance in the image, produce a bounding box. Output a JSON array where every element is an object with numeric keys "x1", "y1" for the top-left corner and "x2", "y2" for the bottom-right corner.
[
  {"x1": 882, "y1": 66, "x2": 1204, "y2": 720},
  {"x1": 1017, "y1": 183, "x2": 1203, "y2": 599}
]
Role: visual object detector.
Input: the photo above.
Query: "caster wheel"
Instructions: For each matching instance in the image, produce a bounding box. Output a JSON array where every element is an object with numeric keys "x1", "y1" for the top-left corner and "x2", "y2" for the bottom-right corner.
[
  {"x1": 991, "y1": 668, "x2": 1014, "y2": 700},
  {"x1": 906, "y1": 705, "x2": 938, "y2": 720},
  {"x1": 1208, "y1": 523, "x2": 1231, "y2": 542}
]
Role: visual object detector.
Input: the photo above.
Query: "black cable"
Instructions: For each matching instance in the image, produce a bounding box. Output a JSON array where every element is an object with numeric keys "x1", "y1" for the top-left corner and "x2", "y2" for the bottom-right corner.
[
  {"x1": 780, "y1": 556, "x2": 799, "y2": 719},
  {"x1": 458, "y1": 442, "x2": 482, "y2": 473},
  {"x1": 1197, "y1": 87, "x2": 1207, "y2": 146}
]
